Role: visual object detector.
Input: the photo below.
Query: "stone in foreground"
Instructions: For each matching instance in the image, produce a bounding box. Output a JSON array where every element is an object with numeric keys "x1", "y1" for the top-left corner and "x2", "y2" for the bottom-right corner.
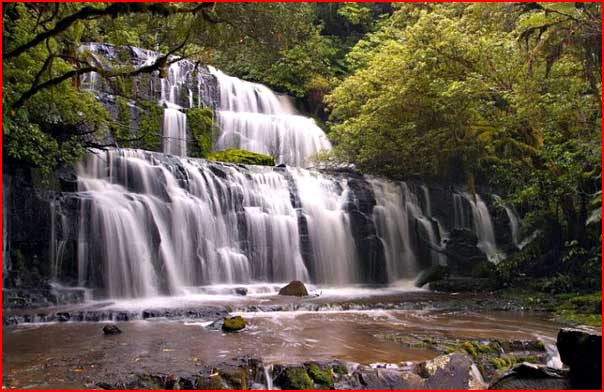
[
  {"x1": 278, "y1": 280, "x2": 309, "y2": 296},
  {"x1": 102, "y1": 324, "x2": 122, "y2": 335},
  {"x1": 556, "y1": 328, "x2": 602, "y2": 389}
]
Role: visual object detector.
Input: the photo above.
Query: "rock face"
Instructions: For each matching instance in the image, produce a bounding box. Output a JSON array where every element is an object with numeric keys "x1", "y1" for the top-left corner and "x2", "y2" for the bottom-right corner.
[
  {"x1": 222, "y1": 316, "x2": 247, "y2": 332},
  {"x1": 489, "y1": 363, "x2": 570, "y2": 390},
  {"x1": 102, "y1": 324, "x2": 122, "y2": 335},
  {"x1": 444, "y1": 229, "x2": 489, "y2": 275},
  {"x1": 278, "y1": 280, "x2": 309, "y2": 297},
  {"x1": 557, "y1": 328, "x2": 602, "y2": 389}
]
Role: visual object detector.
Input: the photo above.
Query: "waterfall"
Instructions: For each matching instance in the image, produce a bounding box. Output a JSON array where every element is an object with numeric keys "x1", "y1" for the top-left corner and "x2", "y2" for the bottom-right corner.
[
  {"x1": 462, "y1": 193, "x2": 503, "y2": 262},
  {"x1": 493, "y1": 194, "x2": 520, "y2": 247},
  {"x1": 49, "y1": 199, "x2": 69, "y2": 280},
  {"x1": 209, "y1": 66, "x2": 332, "y2": 166},
  {"x1": 369, "y1": 180, "x2": 445, "y2": 281},
  {"x1": 290, "y1": 168, "x2": 359, "y2": 284},
  {"x1": 162, "y1": 108, "x2": 187, "y2": 156}
]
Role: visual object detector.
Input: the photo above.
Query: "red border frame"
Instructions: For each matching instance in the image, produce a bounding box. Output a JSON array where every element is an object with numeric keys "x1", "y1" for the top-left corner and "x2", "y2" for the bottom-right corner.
[{"x1": 0, "y1": 1, "x2": 602, "y2": 391}]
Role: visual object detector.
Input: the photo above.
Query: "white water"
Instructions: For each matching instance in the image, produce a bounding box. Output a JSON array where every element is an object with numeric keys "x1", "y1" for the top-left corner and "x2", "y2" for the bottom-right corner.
[
  {"x1": 73, "y1": 149, "x2": 476, "y2": 298},
  {"x1": 209, "y1": 66, "x2": 332, "y2": 166},
  {"x1": 291, "y1": 168, "x2": 359, "y2": 284},
  {"x1": 162, "y1": 108, "x2": 187, "y2": 156},
  {"x1": 463, "y1": 193, "x2": 503, "y2": 262}
]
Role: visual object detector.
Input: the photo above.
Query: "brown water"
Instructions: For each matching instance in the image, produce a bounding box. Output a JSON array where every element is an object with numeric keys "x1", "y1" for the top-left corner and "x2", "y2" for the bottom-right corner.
[{"x1": 3, "y1": 303, "x2": 565, "y2": 390}]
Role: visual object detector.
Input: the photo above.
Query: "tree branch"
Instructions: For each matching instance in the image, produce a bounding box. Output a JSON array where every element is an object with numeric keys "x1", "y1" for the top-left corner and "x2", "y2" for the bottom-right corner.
[{"x1": 3, "y1": 2, "x2": 214, "y2": 59}]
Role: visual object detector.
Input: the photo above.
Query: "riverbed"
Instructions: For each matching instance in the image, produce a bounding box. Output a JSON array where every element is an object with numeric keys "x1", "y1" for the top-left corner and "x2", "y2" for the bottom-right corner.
[{"x1": 2, "y1": 285, "x2": 568, "y2": 389}]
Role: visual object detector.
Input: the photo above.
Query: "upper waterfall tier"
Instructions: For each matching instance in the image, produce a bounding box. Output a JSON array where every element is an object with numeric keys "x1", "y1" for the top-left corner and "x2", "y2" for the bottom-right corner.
[
  {"x1": 209, "y1": 66, "x2": 332, "y2": 167},
  {"x1": 79, "y1": 43, "x2": 331, "y2": 166}
]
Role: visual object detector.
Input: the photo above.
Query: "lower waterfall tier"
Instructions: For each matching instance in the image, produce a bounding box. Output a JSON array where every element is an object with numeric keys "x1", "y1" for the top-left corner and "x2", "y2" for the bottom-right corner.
[{"x1": 5, "y1": 149, "x2": 518, "y2": 299}]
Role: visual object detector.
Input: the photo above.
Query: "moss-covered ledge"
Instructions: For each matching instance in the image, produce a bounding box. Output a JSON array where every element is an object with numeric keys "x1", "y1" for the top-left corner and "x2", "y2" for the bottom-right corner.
[{"x1": 207, "y1": 149, "x2": 275, "y2": 166}]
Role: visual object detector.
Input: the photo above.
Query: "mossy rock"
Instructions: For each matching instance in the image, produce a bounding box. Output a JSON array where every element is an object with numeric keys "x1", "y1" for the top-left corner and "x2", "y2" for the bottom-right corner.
[
  {"x1": 219, "y1": 367, "x2": 248, "y2": 390},
  {"x1": 196, "y1": 373, "x2": 226, "y2": 389},
  {"x1": 490, "y1": 356, "x2": 517, "y2": 371},
  {"x1": 306, "y1": 362, "x2": 333, "y2": 388},
  {"x1": 222, "y1": 316, "x2": 246, "y2": 332},
  {"x1": 283, "y1": 368, "x2": 313, "y2": 390},
  {"x1": 278, "y1": 280, "x2": 309, "y2": 296},
  {"x1": 208, "y1": 149, "x2": 275, "y2": 166},
  {"x1": 188, "y1": 107, "x2": 214, "y2": 158}
]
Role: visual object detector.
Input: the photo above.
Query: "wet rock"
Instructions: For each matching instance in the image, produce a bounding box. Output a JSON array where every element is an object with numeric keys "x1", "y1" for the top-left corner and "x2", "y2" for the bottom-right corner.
[
  {"x1": 557, "y1": 328, "x2": 602, "y2": 389},
  {"x1": 274, "y1": 366, "x2": 313, "y2": 390},
  {"x1": 444, "y1": 228, "x2": 489, "y2": 275},
  {"x1": 420, "y1": 352, "x2": 487, "y2": 390},
  {"x1": 235, "y1": 287, "x2": 248, "y2": 296},
  {"x1": 278, "y1": 280, "x2": 308, "y2": 296},
  {"x1": 429, "y1": 277, "x2": 494, "y2": 293},
  {"x1": 342, "y1": 367, "x2": 425, "y2": 389},
  {"x1": 415, "y1": 265, "x2": 450, "y2": 287},
  {"x1": 222, "y1": 315, "x2": 246, "y2": 332},
  {"x1": 219, "y1": 366, "x2": 248, "y2": 389},
  {"x1": 489, "y1": 363, "x2": 570, "y2": 390},
  {"x1": 102, "y1": 323, "x2": 122, "y2": 335}
]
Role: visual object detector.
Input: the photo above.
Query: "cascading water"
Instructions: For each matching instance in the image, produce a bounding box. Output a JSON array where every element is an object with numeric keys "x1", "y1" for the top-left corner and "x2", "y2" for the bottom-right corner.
[
  {"x1": 39, "y1": 44, "x2": 518, "y2": 299},
  {"x1": 370, "y1": 180, "x2": 445, "y2": 281},
  {"x1": 209, "y1": 66, "x2": 332, "y2": 166},
  {"x1": 290, "y1": 168, "x2": 359, "y2": 284},
  {"x1": 462, "y1": 193, "x2": 503, "y2": 262},
  {"x1": 70, "y1": 148, "x2": 491, "y2": 298}
]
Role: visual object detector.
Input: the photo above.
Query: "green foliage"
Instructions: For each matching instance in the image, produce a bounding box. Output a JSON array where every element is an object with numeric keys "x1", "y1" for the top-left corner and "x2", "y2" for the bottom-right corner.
[
  {"x1": 306, "y1": 363, "x2": 333, "y2": 388},
  {"x1": 207, "y1": 149, "x2": 275, "y2": 167},
  {"x1": 187, "y1": 107, "x2": 215, "y2": 158}
]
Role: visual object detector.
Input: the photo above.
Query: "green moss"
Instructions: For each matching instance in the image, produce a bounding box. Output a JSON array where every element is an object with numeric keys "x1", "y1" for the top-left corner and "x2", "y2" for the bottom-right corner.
[
  {"x1": 306, "y1": 363, "x2": 333, "y2": 388},
  {"x1": 517, "y1": 355, "x2": 539, "y2": 364},
  {"x1": 331, "y1": 364, "x2": 348, "y2": 376},
  {"x1": 196, "y1": 373, "x2": 225, "y2": 390},
  {"x1": 113, "y1": 96, "x2": 132, "y2": 147},
  {"x1": 555, "y1": 292, "x2": 602, "y2": 327},
  {"x1": 461, "y1": 342, "x2": 478, "y2": 359},
  {"x1": 137, "y1": 100, "x2": 162, "y2": 151},
  {"x1": 208, "y1": 149, "x2": 275, "y2": 166},
  {"x1": 490, "y1": 356, "x2": 516, "y2": 371},
  {"x1": 284, "y1": 368, "x2": 313, "y2": 390},
  {"x1": 222, "y1": 315, "x2": 246, "y2": 332},
  {"x1": 219, "y1": 367, "x2": 248, "y2": 390},
  {"x1": 188, "y1": 107, "x2": 215, "y2": 158}
]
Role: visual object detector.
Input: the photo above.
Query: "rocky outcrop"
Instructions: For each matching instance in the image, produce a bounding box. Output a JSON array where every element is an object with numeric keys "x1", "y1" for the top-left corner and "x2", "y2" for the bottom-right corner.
[
  {"x1": 278, "y1": 280, "x2": 309, "y2": 296},
  {"x1": 557, "y1": 328, "x2": 602, "y2": 389},
  {"x1": 489, "y1": 363, "x2": 570, "y2": 390}
]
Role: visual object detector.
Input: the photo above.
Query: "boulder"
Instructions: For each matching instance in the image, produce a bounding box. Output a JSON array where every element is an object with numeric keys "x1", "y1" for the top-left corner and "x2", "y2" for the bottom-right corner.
[
  {"x1": 415, "y1": 265, "x2": 450, "y2": 287},
  {"x1": 278, "y1": 280, "x2": 308, "y2": 297},
  {"x1": 341, "y1": 367, "x2": 425, "y2": 389},
  {"x1": 222, "y1": 315, "x2": 246, "y2": 332},
  {"x1": 420, "y1": 352, "x2": 487, "y2": 390},
  {"x1": 235, "y1": 287, "x2": 248, "y2": 296},
  {"x1": 556, "y1": 328, "x2": 602, "y2": 389},
  {"x1": 102, "y1": 323, "x2": 122, "y2": 335},
  {"x1": 489, "y1": 363, "x2": 570, "y2": 390}
]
